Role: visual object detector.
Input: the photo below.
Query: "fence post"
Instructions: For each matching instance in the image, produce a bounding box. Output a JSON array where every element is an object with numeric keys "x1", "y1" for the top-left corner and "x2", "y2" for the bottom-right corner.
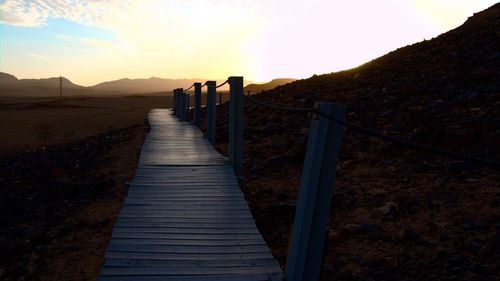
[
  {"x1": 285, "y1": 102, "x2": 346, "y2": 281},
  {"x1": 206, "y1": 81, "x2": 216, "y2": 144},
  {"x1": 179, "y1": 88, "x2": 186, "y2": 121},
  {"x1": 177, "y1": 89, "x2": 182, "y2": 119},
  {"x1": 187, "y1": 93, "x2": 190, "y2": 120},
  {"x1": 172, "y1": 89, "x2": 177, "y2": 115},
  {"x1": 228, "y1": 76, "x2": 244, "y2": 176},
  {"x1": 194, "y1": 83, "x2": 202, "y2": 127},
  {"x1": 176, "y1": 89, "x2": 182, "y2": 118}
]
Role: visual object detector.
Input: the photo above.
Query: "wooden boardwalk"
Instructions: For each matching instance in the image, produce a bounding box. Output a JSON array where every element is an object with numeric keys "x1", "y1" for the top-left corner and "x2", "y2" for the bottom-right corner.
[{"x1": 98, "y1": 109, "x2": 282, "y2": 281}]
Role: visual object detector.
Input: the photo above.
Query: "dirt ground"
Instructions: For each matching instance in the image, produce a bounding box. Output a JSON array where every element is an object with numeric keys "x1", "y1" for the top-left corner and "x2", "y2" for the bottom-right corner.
[
  {"x1": 0, "y1": 95, "x2": 170, "y2": 154},
  {"x1": 0, "y1": 95, "x2": 170, "y2": 281}
]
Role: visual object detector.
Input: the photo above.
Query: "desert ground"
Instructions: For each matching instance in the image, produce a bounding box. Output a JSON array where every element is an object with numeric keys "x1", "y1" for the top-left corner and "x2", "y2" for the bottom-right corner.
[
  {"x1": 0, "y1": 94, "x2": 169, "y2": 154},
  {"x1": 0, "y1": 93, "x2": 166, "y2": 280}
]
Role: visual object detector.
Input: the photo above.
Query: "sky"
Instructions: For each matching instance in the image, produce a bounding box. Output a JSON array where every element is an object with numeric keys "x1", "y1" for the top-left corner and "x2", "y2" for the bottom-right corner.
[{"x1": 0, "y1": 0, "x2": 497, "y2": 86}]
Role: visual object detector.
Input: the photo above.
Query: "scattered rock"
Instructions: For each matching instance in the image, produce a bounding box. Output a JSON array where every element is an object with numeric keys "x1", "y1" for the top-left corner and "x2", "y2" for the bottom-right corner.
[
  {"x1": 344, "y1": 224, "x2": 362, "y2": 234},
  {"x1": 378, "y1": 202, "x2": 399, "y2": 217}
]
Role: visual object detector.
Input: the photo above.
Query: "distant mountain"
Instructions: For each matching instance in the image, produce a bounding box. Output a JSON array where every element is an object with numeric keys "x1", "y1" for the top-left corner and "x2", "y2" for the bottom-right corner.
[
  {"x1": 0, "y1": 72, "x2": 83, "y2": 89},
  {"x1": 0, "y1": 72, "x2": 88, "y2": 97},
  {"x1": 0, "y1": 72, "x2": 259, "y2": 97},
  {"x1": 0, "y1": 72, "x2": 18, "y2": 85},
  {"x1": 244, "y1": 78, "x2": 297, "y2": 93},
  {"x1": 91, "y1": 77, "x2": 206, "y2": 93}
]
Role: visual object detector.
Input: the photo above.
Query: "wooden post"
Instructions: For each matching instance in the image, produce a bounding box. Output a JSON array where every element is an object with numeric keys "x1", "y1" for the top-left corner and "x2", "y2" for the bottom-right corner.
[
  {"x1": 219, "y1": 92, "x2": 222, "y2": 105},
  {"x1": 187, "y1": 93, "x2": 190, "y2": 120},
  {"x1": 285, "y1": 102, "x2": 346, "y2": 281},
  {"x1": 206, "y1": 81, "x2": 216, "y2": 144},
  {"x1": 194, "y1": 83, "x2": 201, "y2": 127},
  {"x1": 179, "y1": 88, "x2": 187, "y2": 121},
  {"x1": 228, "y1": 76, "x2": 244, "y2": 176},
  {"x1": 172, "y1": 89, "x2": 177, "y2": 115},
  {"x1": 175, "y1": 88, "x2": 181, "y2": 118}
]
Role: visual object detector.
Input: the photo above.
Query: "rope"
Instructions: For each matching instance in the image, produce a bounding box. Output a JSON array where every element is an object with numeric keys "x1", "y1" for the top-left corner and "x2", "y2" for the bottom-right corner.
[
  {"x1": 315, "y1": 110, "x2": 499, "y2": 169},
  {"x1": 216, "y1": 79, "x2": 229, "y2": 88},
  {"x1": 201, "y1": 82, "x2": 207, "y2": 87},
  {"x1": 184, "y1": 84, "x2": 194, "y2": 91},
  {"x1": 243, "y1": 94, "x2": 500, "y2": 169},
  {"x1": 243, "y1": 94, "x2": 313, "y2": 112}
]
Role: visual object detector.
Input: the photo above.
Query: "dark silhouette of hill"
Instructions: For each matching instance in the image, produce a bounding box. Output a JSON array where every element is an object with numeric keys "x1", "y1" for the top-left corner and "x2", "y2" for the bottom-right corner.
[
  {"x1": 0, "y1": 72, "x2": 83, "y2": 88},
  {"x1": 0, "y1": 72, "x2": 87, "y2": 97},
  {"x1": 91, "y1": 77, "x2": 201, "y2": 93},
  {"x1": 213, "y1": 3, "x2": 499, "y2": 281},
  {"x1": 0, "y1": 72, "x2": 18, "y2": 84},
  {"x1": 0, "y1": 73, "x2": 238, "y2": 96},
  {"x1": 244, "y1": 78, "x2": 296, "y2": 93}
]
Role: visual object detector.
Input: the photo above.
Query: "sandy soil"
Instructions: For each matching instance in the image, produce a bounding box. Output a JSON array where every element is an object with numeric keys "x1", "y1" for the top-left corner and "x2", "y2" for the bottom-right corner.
[{"x1": 0, "y1": 95, "x2": 170, "y2": 154}]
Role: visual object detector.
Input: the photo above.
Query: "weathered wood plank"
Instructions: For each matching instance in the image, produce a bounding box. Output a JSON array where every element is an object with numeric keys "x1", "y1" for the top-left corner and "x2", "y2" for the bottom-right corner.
[
  {"x1": 104, "y1": 258, "x2": 276, "y2": 268},
  {"x1": 106, "y1": 244, "x2": 270, "y2": 254},
  {"x1": 111, "y1": 227, "x2": 259, "y2": 235},
  {"x1": 98, "y1": 273, "x2": 274, "y2": 281},
  {"x1": 115, "y1": 217, "x2": 255, "y2": 224},
  {"x1": 108, "y1": 238, "x2": 266, "y2": 246},
  {"x1": 113, "y1": 222, "x2": 257, "y2": 229},
  {"x1": 100, "y1": 265, "x2": 280, "y2": 276},
  {"x1": 110, "y1": 233, "x2": 264, "y2": 240}
]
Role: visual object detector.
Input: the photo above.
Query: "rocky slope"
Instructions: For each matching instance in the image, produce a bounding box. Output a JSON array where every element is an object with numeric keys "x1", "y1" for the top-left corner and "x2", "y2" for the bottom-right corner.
[{"x1": 212, "y1": 3, "x2": 499, "y2": 280}]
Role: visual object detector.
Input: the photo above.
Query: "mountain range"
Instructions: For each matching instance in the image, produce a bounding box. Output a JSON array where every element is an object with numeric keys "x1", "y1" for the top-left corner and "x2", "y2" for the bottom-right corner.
[{"x1": 0, "y1": 72, "x2": 296, "y2": 97}]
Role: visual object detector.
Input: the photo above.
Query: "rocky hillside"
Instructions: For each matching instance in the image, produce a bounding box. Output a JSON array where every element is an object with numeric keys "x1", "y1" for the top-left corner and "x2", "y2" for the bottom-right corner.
[{"x1": 213, "y1": 3, "x2": 499, "y2": 280}]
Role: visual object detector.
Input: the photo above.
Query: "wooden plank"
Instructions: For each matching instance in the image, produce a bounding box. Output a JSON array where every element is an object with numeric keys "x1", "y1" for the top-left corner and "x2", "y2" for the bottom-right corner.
[
  {"x1": 111, "y1": 228, "x2": 259, "y2": 235},
  {"x1": 108, "y1": 238, "x2": 266, "y2": 247},
  {"x1": 115, "y1": 217, "x2": 255, "y2": 223},
  {"x1": 98, "y1": 273, "x2": 274, "y2": 281},
  {"x1": 119, "y1": 202, "x2": 248, "y2": 212},
  {"x1": 126, "y1": 190, "x2": 243, "y2": 195},
  {"x1": 113, "y1": 222, "x2": 257, "y2": 229},
  {"x1": 104, "y1": 258, "x2": 276, "y2": 268},
  {"x1": 116, "y1": 213, "x2": 252, "y2": 219},
  {"x1": 100, "y1": 266, "x2": 280, "y2": 276},
  {"x1": 105, "y1": 251, "x2": 274, "y2": 261},
  {"x1": 106, "y1": 244, "x2": 270, "y2": 254},
  {"x1": 110, "y1": 233, "x2": 264, "y2": 240}
]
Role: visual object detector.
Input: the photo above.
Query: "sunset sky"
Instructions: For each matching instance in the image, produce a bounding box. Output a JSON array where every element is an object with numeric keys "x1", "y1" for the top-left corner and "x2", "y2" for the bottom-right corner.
[{"x1": 0, "y1": 0, "x2": 497, "y2": 86}]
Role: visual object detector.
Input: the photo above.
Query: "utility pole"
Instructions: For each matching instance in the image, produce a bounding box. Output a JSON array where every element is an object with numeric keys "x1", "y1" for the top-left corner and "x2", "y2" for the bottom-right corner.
[{"x1": 59, "y1": 76, "x2": 63, "y2": 99}]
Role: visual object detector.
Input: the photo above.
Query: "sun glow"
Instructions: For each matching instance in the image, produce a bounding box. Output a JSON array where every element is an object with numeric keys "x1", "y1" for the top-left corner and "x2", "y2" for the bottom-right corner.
[{"x1": 0, "y1": 0, "x2": 497, "y2": 85}]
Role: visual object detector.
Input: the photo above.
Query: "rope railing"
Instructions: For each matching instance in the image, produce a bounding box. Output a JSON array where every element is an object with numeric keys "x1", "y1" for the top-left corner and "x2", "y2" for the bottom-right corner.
[
  {"x1": 170, "y1": 75, "x2": 498, "y2": 281},
  {"x1": 184, "y1": 84, "x2": 195, "y2": 91},
  {"x1": 216, "y1": 79, "x2": 229, "y2": 88},
  {"x1": 243, "y1": 94, "x2": 500, "y2": 169},
  {"x1": 244, "y1": 94, "x2": 313, "y2": 112}
]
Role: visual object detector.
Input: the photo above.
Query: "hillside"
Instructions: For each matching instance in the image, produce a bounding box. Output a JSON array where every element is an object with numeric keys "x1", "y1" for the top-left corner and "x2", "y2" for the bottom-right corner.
[
  {"x1": 213, "y1": 3, "x2": 499, "y2": 280},
  {"x1": 0, "y1": 72, "x2": 18, "y2": 84},
  {"x1": 244, "y1": 78, "x2": 296, "y2": 93}
]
